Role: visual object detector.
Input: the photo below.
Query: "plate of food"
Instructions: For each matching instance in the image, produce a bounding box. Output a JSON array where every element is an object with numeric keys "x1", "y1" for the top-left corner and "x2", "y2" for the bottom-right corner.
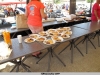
[
  {"x1": 58, "y1": 27, "x2": 71, "y2": 31},
  {"x1": 47, "y1": 29, "x2": 57, "y2": 33},
  {"x1": 56, "y1": 28, "x2": 64, "y2": 33},
  {"x1": 24, "y1": 38, "x2": 35, "y2": 43},
  {"x1": 29, "y1": 34, "x2": 40, "y2": 39},
  {"x1": 51, "y1": 36, "x2": 63, "y2": 42},
  {"x1": 64, "y1": 31, "x2": 72, "y2": 35},
  {"x1": 48, "y1": 30, "x2": 59, "y2": 36},
  {"x1": 43, "y1": 39, "x2": 56, "y2": 45},
  {"x1": 61, "y1": 34, "x2": 70, "y2": 39},
  {"x1": 38, "y1": 31, "x2": 48, "y2": 37},
  {"x1": 62, "y1": 27, "x2": 71, "y2": 31},
  {"x1": 74, "y1": 19, "x2": 79, "y2": 21},
  {"x1": 79, "y1": 16, "x2": 86, "y2": 19},
  {"x1": 36, "y1": 36, "x2": 47, "y2": 42}
]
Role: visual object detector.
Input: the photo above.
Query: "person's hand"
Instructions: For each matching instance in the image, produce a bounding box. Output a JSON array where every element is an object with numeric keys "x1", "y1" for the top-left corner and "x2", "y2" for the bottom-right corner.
[
  {"x1": 44, "y1": 14, "x2": 47, "y2": 20},
  {"x1": 98, "y1": 19, "x2": 100, "y2": 22},
  {"x1": 44, "y1": 16, "x2": 47, "y2": 20},
  {"x1": 97, "y1": 17, "x2": 100, "y2": 22}
]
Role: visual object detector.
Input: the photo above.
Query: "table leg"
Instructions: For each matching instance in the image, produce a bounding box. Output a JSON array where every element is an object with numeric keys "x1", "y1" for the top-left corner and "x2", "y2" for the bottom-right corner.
[
  {"x1": 10, "y1": 57, "x2": 31, "y2": 72},
  {"x1": 73, "y1": 41, "x2": 84, "y2": 56},
  {"x1": 51, "y1": 48, "x2": 66, "y2": 67},
  {"x1": 58, "y1": 42, "x2": 71, "y2": 55},
  {"x1": 36, "y1": 51, "x2": 49, "y2": 64},
  {"x1": 75, "y1": 38, "x2": 84, "y2": 47},
  {"x1": 11, "y1": 33, "x2": 16, "y2": 38},
  {"x1": 87, "y1": 36, "x2": 96, "y2": 49},
  {"x1": 10, "y1": 64, "x2": 18, "y2": 72},
  {"x1": 98, "y1": 34, "x2": 100, "y2": 47},
  {"x1": 93, "y1": 31, "x2": 98, "y2": 39},
  {"x1": 70, "y1": 40, "x2": 73, "y2": 63},
  {"x1": 47, "y1": 47, "x2": 66, "y2": 72},
  {"x1": 47, "y1": 48, "x2": 52, "y2": 72},
  {"x1": 86, "y1": 36, "x2": 88, "y2": 54},
  {"x1": 76, "y1": 35, "x2": 96, "y2": 54},
  {"x1": 36, "y1": 47, "x2": 66, "y2": 72},
  {"x1": 16, "y1": 65, "x2": 19, "y2": 72},
  {"x1": 58, "y1": 39, "x2": 84, "y2": 63},
  {"x1": 92, "y1": 30, "x2": 100, "y2": 47},
  {"x1": 21, "y1": 64, "x2": 31, "y2": 72},
  {"x1": 36, "y1": 43, "x2": 61, "y2": 64}
]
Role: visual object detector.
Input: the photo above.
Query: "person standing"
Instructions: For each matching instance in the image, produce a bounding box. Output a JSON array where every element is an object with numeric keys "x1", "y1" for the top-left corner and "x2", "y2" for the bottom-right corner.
[
  {"x1": 91, "y1": 0, "x2": 100, "y2": 21},
  {"x1": 66, "y1": 3, "x2": 69, "y2": 11},
  {"x1": 25, "y1": 0, "x2": 47, "y2": 58},
  {"x1": 4, "y1": 8, "x2": 8, "y2": 18}
]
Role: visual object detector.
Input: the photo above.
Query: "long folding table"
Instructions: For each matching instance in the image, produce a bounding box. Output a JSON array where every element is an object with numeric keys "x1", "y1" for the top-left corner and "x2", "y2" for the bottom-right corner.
[
  {"x1": 73, "y1": 21, "x2": 100, "y2": 53},
  {"x1": 0, "y1": 21, "x2": 66, "y2": 39},
  {"x1": 0, "y1": 35, "x2": 66, "y2": 72},
  {"x1": 57, "y1": 26, "x2": 91, "y2": 63},
  {"x1": 0, "y1": 20, "x2": 89, "y2": 39},
  {"x1": 1, "y1": 22, "x2": 98, "y2": 72},
  {"x1": 0, "y1": 20, "x2": 94, "y2": 72},
  {"x1": 35, "y1": 26, "x2": 93, "y2": 64}
]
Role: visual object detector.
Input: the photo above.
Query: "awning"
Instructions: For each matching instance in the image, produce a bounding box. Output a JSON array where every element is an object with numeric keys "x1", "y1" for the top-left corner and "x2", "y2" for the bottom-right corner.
[{"x1": 0, "y1": 2, "x2": 26, "y2": 5}]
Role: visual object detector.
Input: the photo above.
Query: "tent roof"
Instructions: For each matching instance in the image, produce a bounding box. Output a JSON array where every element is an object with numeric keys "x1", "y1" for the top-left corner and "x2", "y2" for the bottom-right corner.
[{"x1": 0, "y1": 2, "x2": 26, "y2": 5}]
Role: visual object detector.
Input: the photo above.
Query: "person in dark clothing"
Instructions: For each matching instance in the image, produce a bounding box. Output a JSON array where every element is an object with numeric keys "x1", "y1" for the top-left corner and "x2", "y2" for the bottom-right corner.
[
  {"x1": 14, "y1": 9, "x2": 19, "y2": 20},
  {"x1": 48, "y1": 9, "x2": 57, "y2": 18},
  {"x1": 4, "y1": 8, "x2": 8, "y2": 17}
]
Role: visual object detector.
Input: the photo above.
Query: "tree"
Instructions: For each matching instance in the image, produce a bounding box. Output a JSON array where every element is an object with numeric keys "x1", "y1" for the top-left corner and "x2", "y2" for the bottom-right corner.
[
  {"x1": 86, "y1": 0, "x2": 94, "y2": 3},
  {"x1": 54, "y1": 0, "x2": 61, "y2": 4},
  {"x1": 86, "y1": 0, "x2": 95, "y2": 14}
]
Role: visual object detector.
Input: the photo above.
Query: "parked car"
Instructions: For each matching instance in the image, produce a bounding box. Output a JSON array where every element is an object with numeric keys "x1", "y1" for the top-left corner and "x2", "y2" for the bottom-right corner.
[{"x1": 0, "y1": 12, "x2": 5, "y2": 17}]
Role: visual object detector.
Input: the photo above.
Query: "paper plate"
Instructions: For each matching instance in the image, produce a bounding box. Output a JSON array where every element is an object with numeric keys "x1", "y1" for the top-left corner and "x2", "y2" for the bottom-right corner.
[
  {"x1": 36, "y1": 36, "x2": 47, "y2": 42},
  {"x1": 38, "y1": 31, "x2": 48, "y2": 37},
  {"x1": 24, "y1": 38, "x2": 35, "y2": 43},
  {"x1": 51, "y1": 36, "x2": 64, "y2": 42},
  {"x1": 43, "y1": 39, "x2": 56, "y2": 45},
  {"x1": 61, "y1": 34, "x2": 70, "y2": 39},
  {"x1": 29, "y1": 34, "x2": 40, "y2": 39}
]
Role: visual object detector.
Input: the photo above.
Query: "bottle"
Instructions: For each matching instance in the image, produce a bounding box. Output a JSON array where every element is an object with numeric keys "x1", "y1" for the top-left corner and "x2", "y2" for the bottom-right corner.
[{"x1": 2, "y1": 30, "x2": 12, "y2": 47}]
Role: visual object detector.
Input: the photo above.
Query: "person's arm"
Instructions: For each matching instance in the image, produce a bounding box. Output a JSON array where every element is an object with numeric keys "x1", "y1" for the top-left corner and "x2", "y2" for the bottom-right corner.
[
  {"x1": 25, "y1": 7, "x2": 29, "y2": 18},
  {"x1": 94, "y1": 10, "x2": 100, "y2": 20},
  {"x1": 40, "y1": 8, "x2": 47, "y2": 20}
]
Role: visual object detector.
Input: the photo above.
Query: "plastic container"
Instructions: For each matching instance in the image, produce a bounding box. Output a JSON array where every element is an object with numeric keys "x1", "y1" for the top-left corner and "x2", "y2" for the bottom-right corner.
[{"x1": 2, "y1": 30, "x2": 12, "y2": 46}]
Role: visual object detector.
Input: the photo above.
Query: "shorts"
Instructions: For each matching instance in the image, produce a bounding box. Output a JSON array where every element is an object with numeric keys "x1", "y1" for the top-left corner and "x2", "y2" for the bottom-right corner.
[{"x1": 28, "y1": 25, "x2": 43, "y2": 34}]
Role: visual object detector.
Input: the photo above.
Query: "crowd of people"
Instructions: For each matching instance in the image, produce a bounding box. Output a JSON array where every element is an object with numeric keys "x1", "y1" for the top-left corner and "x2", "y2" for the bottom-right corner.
[
  {"x1": 43, "y1": 3, "x2": 69, "y2": 18},
  {"x1": 0, "y1": 6, "x2": 17, "y2": 18},
  {"x1": 0, "y1": 2, "x2": 70, "y2": 18}
]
